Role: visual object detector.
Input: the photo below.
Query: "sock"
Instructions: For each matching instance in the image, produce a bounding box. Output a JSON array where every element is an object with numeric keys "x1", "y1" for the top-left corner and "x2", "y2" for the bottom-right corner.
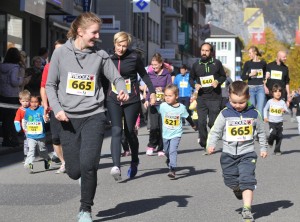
[{"x1": 243, "y1": 205, "x2": 251, "y2": 210}]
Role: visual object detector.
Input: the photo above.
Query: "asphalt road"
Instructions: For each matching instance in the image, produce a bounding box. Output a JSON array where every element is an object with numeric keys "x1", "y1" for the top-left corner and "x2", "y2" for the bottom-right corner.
[{"x1": 0, "y1": 115, "x2": 300, "y2": 222}]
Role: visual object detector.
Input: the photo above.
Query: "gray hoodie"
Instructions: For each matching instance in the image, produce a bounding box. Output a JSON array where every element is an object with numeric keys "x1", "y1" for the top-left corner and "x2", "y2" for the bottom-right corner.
[{"x1": 46, "y1": 39, "x2": 127, "y2": 118}]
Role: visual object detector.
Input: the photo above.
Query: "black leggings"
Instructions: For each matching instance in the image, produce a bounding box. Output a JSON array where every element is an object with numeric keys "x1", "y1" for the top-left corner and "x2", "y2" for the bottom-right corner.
[
  {"x1": 107, "y1": 101, "x2": 140, "y2": 167},
  {"x1": 60, "y1": 112, "x2": 106, "y2": 212}
]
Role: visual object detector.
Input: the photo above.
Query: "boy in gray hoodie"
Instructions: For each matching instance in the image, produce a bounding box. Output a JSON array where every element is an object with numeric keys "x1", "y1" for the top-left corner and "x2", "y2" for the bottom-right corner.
[{"x1": 207, "y1": 81, "x2": 267, "y2": 222}]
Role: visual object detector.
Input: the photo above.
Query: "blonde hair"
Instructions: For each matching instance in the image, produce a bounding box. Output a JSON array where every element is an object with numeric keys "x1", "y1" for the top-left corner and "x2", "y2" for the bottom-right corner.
[
  {"x1": 19, "y1": 89, "x2": 31, "y2": 100},
  {"x1": 67, "y1": 12, "x2": 102, "y2": 39},
  {"x1": 164, "y1": 84, "x2": 179, "y2": 97},
  {"x1": 114, "y1": 31, "x2": 132, "y2": 45}
]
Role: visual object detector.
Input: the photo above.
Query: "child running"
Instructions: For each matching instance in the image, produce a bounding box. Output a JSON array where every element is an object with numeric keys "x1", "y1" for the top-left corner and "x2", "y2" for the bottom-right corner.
[
  {"x1": 159, "y1": 84, "x2": 196, "y2": 179},
  {"x1": 189, "y1": 91, "x2": 200, "y2": 142},
  {"x1": 263, "y1": 84, "x2": 289, "y2": 155},
  {"x1": 23, "y1": 95, "x2": 52, "y2": 173},
  {"x1": 292, "y1": 87, "x2": 300, "y2": 134},
  {"x1": 207, "y1": 81, "x2": 267, "y2": 222},
  {"x1": 14, "y1": 90, "x2": 31, "y2": 159}
]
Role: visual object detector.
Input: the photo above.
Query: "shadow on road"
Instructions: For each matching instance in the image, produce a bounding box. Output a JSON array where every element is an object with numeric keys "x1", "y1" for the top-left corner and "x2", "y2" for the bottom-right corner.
[
  {"x1": 283, "y1": 133, "x2": 299, "y2": 139},
  {"x1": 95, "y1": 195, "x2": 192, "y2": 221},
  {"x1": 120, "y1": 166, "x2": 216, "y2": 183},
  {"x1": 282, "y1": 150, "x2": 300, "y2": 155},
  {"x1": 235, "y1": 200, "x2": 293, "y2": 219}
]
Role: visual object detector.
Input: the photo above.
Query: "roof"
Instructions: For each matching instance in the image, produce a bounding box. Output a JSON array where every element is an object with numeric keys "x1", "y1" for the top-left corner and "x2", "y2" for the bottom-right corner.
[{"x1": 209, "y1": 24, "x2": 237, "y2": 38}]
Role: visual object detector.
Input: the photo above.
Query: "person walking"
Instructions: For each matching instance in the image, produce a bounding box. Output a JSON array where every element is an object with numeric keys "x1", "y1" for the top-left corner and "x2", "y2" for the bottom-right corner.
[
  {"x1": 189, "y1": 43, "x2": 226, "y2": 153},
  {"x1": 106, "y1": 31, "x2": 156, "y2": 181},
  {"x1": 46, "y1": 12, "x2": 128, "y2": 222},
  {"x1": 265, "y1": 50, "x2": 290, "y2": 103},
  {"x1": 173, "y1": 64, "x2": 193, "y2": 125},
  {"x1": 145, "y1": 53, "x2": 172, "y2": 156},
  {"x1": 0, "y1": 47, "x2": 25, "y2": 147},
  {"x1": 241, "y1": 46, "x2": 267, "y2": 118}
]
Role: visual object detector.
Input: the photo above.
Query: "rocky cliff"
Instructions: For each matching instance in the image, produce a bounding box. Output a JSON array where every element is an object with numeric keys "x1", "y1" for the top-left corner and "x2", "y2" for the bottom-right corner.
[{"x1": 206, "y1": 0, "x2": 299, "y2": 44}]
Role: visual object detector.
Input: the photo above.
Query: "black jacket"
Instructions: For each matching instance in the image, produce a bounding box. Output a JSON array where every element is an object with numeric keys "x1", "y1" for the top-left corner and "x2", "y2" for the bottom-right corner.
[
  {"x1": 189, "y1": 57, "x2": 226, "y2": 100},
  {"x1": 106, "y1": 49, "x2": 155, "y2": 105}
]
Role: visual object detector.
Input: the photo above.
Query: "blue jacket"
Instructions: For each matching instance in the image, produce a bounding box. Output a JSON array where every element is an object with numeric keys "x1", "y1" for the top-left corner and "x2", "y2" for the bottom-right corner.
[
  {"x1": 173, "y1": 73, "x2": 192, "y2": 98},
  {"x1": 207, "y1": 102, "x2": 267, "y2": 155}
]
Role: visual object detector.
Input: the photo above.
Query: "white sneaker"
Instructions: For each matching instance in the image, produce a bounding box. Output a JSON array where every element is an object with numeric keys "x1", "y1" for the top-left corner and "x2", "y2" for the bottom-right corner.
[
  {"x1": 146, "y1": 147, "x2": 154, "y2": 156},
  {"x1": 55, "y1": 163, "x2": 66, "y2": 174},
  {"x1": 110, "y1": 166, "x2": 122, "y2": 181}
]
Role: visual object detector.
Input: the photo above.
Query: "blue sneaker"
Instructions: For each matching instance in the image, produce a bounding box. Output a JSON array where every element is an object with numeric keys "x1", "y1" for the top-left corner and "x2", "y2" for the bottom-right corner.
[
  {"x1": 77, "y1": 211, "x2": 92, "y2": 222},
  {"x1": 127, "y1": 162, "x2": 138, "y2": 178}
]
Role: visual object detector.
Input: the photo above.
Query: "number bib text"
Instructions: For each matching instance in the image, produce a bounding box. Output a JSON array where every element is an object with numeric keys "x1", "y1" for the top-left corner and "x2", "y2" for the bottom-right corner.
[
  {"x1": 200, "y1": 75, "x2": 214, "y2": 87},
  {"x1": 156, "y1": 91, "x2": 164, "y2": 101},
  {"x1": 270, "y1": 70, "x2": 283, "y2": 80},
  {"x1": 27, "y1": 122, "x2": 43, "y2": 134},
  {"x1": 269, "y1": 105, "x2": 283, "y2": 116},
  {"x1": 226, "y1": 119, "x2": 253, "y2": 142},
  {"x1": 251, "y1": 69, "x2": 263, "y2": 78},
  {"x1": 66, "y1": 72, "x2": 95, "y2": 96},
  {"x1": 179, "y1": 81, "x2": 188, "y2": 88},
  {"x1": 164, "y1": 114, "x2": 180, "y2": 129}
]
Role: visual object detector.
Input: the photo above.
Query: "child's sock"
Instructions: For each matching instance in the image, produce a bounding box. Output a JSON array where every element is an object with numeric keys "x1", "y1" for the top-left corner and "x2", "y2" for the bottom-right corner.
[{"x1": 243, "y1": 205, "x2": 251, "y2": 210}]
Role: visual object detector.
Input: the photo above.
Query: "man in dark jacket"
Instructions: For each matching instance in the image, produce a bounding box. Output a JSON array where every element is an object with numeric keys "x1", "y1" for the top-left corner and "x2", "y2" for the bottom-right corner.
[{"x1": 189, "y1": 43, "x2": 226, "y2": 153}]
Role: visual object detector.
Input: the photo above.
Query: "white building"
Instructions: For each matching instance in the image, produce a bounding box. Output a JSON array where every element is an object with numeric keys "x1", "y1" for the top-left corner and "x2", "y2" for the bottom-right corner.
[{"x1": 205, "y1": 25, "x2": 243, "y2": 80}]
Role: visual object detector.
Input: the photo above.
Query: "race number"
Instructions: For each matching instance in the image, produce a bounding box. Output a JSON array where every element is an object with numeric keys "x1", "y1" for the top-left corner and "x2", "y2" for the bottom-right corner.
[
  {"x1": 200, "y1": 75, "x2": 214, "y2": 87},
  {"x1": 179, "y1": 81, "x2": 188, "y2": 88},
  {"x1": 269, "y1": 105, "x2": 283, "y2": 116},
  {"x1": 156, "y1": 91, "x2": 164, "y2": 101},
  {"x1": 251, "y1": 69, "x2": 263, "y2": 78},
  {"x1": 270, "y1": 70, "x2": 283, "y2": 80},
  {"x1": 164, "y1": 114, "x2": 180, "y2": 129},
  {"x1": 66, "y1": 72, "x2": 95, "y2": 96},
  {"x1": 226, "y1": 119, "x2": 253, "y2": 142},
  {"x1": 27, "y1": 122, "x2": 43, "y2": 134}
]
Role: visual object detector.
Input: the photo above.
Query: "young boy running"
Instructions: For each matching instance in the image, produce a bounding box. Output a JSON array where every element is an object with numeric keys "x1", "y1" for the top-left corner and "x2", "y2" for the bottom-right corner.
[
  {"x1": 23, "y1": 95, "x2": 51, "y2": 173},
  {"x1": 14, "y1": 90, "x2": 31, "y2": 158},
  {"x1": 207, "y1": 81, "x2": 268, "y2": 222},
  {"x1": 263, "y1": 84, "x2": 289, "y2": 155}
]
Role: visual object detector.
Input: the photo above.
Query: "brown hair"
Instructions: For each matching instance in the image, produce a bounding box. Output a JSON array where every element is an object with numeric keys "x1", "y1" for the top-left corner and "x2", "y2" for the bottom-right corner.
[
  {"x1": 229, "y1": 81, "x2": 249, "y2": 97},
  {"x1": 67, "y1": 12, "x2": 102, "y2": 39},
  {"x1": 151, "y1": 53, "x2": 163, "y2": 64},
  {"x1": 164, "y1": 84, "x2": 179, "y2": 97},
  {"x1": 272, "y1": 84, "x2": 282, "y2": 93},
  {"x1": 248, "y1": 46, "x2": 262, "y2": 57}
]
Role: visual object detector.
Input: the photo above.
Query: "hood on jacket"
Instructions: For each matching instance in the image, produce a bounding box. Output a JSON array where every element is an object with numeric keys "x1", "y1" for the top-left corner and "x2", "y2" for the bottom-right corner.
[
  {"x1": 225, "y1": 101, "x2": 255, "y2": 115},
  {"x1": 0, "y1": 63, "x2": 19, "y2": 74}
]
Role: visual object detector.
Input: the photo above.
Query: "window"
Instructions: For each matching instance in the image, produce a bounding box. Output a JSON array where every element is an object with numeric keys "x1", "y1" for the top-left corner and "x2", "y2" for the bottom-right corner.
[
  {"x1": 221, "y1": 41, "x2": 227, "y2": 50},
  {"x1": 217, "y1": 56, "x2": 227, "y2": 64},
  {"x1": 165, "y1": 19, "x2": 172, "y2": 41},
  {"x1": 7, "y1": 14, "x2": 23, "y2": 50}
]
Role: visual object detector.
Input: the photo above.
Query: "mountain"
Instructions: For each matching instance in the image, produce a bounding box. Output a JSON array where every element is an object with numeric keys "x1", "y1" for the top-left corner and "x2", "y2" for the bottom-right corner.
[{"x1": 206, "y1": 0, "x2": 300, "y2": 44}]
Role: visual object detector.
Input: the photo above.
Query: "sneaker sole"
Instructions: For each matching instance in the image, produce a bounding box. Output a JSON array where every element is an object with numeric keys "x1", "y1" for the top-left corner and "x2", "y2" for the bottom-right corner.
[{"x1": 110, "y1": 169, "x2": 122, "y2": 181}]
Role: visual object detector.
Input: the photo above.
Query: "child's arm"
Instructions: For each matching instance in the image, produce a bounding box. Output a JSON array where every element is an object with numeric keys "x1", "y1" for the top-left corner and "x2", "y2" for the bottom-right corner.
[
  {"x1": 256, "y1": 116, "x2": 268, "y2": 158},
  {"x1": 282, "y1": 101, "x2": 290, "y2": 114},
  {"x1": 185, "y1": 115, "x2": 196, "y2": 130},
  {"x1": 14, "y1": 109, "x2": 22, "y2": 132},
  {"x1": 263, "y1": 100, "x2": 270, "y2": 122},
  {"x1": 207, "y1": 113, "x2": 226, "y2": 154}
]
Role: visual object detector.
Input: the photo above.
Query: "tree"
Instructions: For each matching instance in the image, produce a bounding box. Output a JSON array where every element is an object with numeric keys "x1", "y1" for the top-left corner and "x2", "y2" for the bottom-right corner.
[{"x1": 286, "y1": 45, "x2": 300, "y2": 90}]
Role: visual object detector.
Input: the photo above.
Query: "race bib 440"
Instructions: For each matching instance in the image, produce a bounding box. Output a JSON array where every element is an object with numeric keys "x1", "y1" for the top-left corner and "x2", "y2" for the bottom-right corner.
[
  {"x1": 226, "y1": 119, "x2": 253, "y2": 142},
  {"x1": 66, "y1": 72, "x2": 95, "y2": 96}
]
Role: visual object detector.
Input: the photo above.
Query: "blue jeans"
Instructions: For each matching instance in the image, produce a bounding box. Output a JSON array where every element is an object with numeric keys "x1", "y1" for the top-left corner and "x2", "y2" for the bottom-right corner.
[
  {"x1": 249, "y1": 85, "x2": 266, "y2": 119},
  {"x1": 163, "y1": 137, "x2": 181, "y2": 170}
]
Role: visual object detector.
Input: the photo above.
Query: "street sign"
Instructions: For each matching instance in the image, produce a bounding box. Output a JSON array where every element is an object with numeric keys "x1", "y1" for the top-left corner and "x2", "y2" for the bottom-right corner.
[{"x1": 133, "y1": 0, "x2": 150, "y2": 13}]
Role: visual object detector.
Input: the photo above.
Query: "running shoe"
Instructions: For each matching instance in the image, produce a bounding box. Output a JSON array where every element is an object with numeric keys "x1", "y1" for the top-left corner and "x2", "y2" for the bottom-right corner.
[
  {"x1": 24, "y1": 163, "x2": 34, "y2": 174},
  {"x1": 233, "y1": 187, "x2": 243, "y2": 200},
  {"x1": 241, "y1": 207, "x2": 255, "y2": 222},
  {"x1": 157, "y1": 151, "x2": 165, "y2": 157},
  {"x1": 44, "y1": 159, "x2": 52, "y2": 170},
  {"x1": 168, "y1": 170, "x2": 176, "y2": 179},
  {"x1": 55, "y1": 163, "x2": 66, "y2": 174},
  {"x1": 127, "y1": 162, "x2": 139, "y2": 178},
  {"x1": 77, "y1": 210, "x2": 92, "y2": 222},
  {"x1": 110, "y1": 166, "x2": 122, "y2": 181},
  {"x1": 146, "y1": 147, "x2": 154, "y2": 156}
]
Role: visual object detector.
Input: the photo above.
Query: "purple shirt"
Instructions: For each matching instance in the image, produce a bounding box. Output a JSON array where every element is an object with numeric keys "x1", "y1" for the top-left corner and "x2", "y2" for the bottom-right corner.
[{"x1": 146, "y1": 68, "x2": 172, "y2": 104}]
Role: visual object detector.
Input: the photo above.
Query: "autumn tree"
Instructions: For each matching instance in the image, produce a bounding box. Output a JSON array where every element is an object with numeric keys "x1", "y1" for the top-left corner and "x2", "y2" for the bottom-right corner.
[{"x1": 286, "y1": 45, "x2": 300, "y2": 90}]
